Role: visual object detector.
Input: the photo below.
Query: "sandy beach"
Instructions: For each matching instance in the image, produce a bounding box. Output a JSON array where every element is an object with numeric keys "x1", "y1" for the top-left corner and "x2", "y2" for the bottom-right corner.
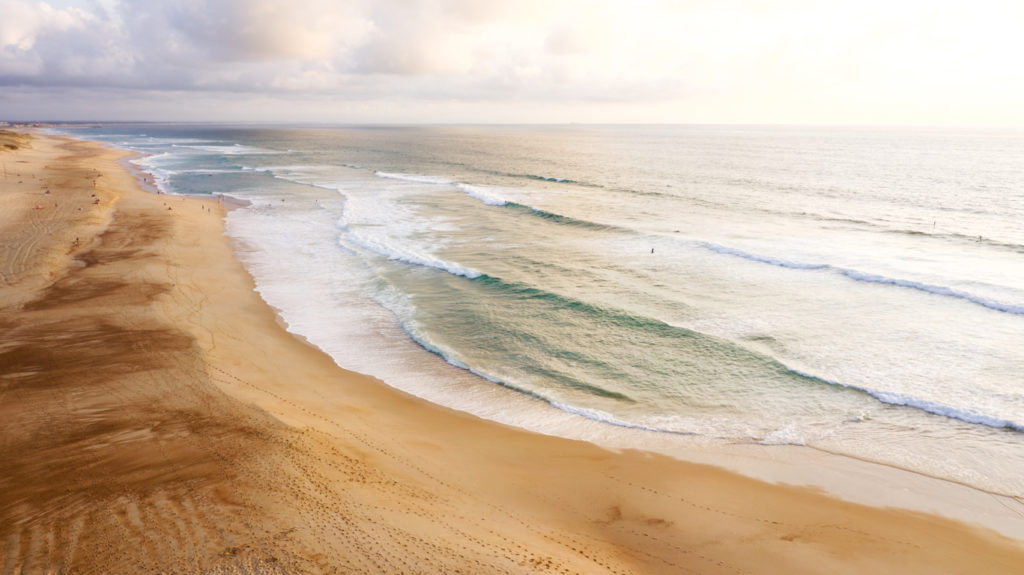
[{"x1": 3, "y1": 130, "x2": 1024, "y2": 574}]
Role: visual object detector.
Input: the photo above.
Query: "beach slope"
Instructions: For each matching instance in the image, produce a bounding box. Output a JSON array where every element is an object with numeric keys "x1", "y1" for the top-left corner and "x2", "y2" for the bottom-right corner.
[{"x1": 1, "y1": 131, "x2": 1022, "y2": 574}]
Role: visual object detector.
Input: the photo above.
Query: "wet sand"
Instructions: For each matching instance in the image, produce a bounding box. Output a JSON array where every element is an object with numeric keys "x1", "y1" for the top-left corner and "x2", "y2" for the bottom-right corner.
[{"x1": 2, "y1": 130, "x2": 1023, "y2": 574}]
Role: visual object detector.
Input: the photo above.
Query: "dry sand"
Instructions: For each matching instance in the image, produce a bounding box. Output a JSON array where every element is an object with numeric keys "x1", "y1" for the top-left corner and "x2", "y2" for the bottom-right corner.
[{"x1": 2, "y1": 130, "x2": 1023, "y2": 574}]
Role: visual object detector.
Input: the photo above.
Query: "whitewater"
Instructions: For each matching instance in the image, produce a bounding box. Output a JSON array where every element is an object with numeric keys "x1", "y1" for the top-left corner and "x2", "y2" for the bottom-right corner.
[{"x1": 60, "y1": 123, "x2": 1024, "y2": 498}]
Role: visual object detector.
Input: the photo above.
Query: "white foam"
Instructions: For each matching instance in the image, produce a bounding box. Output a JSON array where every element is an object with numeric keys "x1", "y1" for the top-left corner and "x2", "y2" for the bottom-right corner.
[
  {"x1": 702, "y1": 241, "x2": 1024, "y2": 315},
  {"x1": 220, "y1": 198, "x2": 635, "y2": 455},
  {"x1": 332, "y1": 188, "x2": 481, "y2": 279},
  {"x1": 548, "y1": 402, "x2": 684, "y2": 434},
  {"x1": 836, "y1": 269, "x2": 1024, "y2": 315},
  {"x1": 139, "y1": 137, "x2": 213, "y2": 146},
  {"x1": 867, "y1": 390, "x2": 1024, "y2": 432},
  {"x1": 701, "y1": 241, "x2": 827, "y2": 270},
  {"x1": 455, "y1": 183, "x2": 510, "y2": 206},
  {"x1": 130, "y1": 151, "x2": 170, "y2": 164},
  {"x1": 336, "y1": 190, "x2": 410, "y2": 228},
  {"x1": 374, "y1": 171, "x2": 454, "y2": 185},
  {"x1": 129, "y1": 155, "x2": 174, "y2": 195},
  {"x1": 759, "y1": 423, "x2": 809, "y2": 446},
  {"x1": 785, "y1": 365, "x2": 1024, "y2": 433},
  {"x1": 242, "y1": 164, "x2": 322, "y2": 174},
  {"x1": 344, "y1": 228, "x2": 481, "y2": 279},
  {"x1": 173, "y1": 143, "x2": 278, "y2": 155},
  {"x1": 174, "y1": 168, "x2": 241, "y2": 175}
]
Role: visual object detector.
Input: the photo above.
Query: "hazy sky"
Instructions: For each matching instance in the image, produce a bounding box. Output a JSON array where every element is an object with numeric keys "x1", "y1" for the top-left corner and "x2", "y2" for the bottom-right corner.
[{"x1": 2, "y1": 0, "x2": 1023, "y2": 125}]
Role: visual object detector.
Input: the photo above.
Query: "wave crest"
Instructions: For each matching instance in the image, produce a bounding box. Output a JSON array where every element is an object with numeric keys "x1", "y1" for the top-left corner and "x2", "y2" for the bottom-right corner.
[
  {"x1": 702, "y1": 242, "x2": 1024, "y2": 315},
  {"x1": 786, "y1": 367, "x2": 1024, "y2": 433},
  {"x1": 374, "y1": 171, "x2": 454, "y2": 185}
]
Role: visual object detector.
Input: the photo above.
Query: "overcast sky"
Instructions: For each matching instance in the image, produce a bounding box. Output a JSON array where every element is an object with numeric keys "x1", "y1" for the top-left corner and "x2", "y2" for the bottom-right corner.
[{"x1": 2, "y1": 0, "x2": 1023, "y2": 125}]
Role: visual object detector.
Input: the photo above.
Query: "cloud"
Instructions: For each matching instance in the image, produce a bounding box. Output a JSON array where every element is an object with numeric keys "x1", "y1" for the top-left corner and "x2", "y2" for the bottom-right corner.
[
  {"x1": 0, "y1": 0, "x2": 691, "y2": 98},
  {"x1": 0, "y1": 0, "x2": 91, "y2": 76},
  {"x1": 1, "y1": 0, "x2": 366, "y2": 89},
  {"x1": 2, "y1": 0, "x2": 1024, "y2": 124},
  {"x1": 121, "y1": 0, "x2": 362, "y2": 64},
  {"x1": 0, "y1": 0, "x2": 87, "y2": 51}
]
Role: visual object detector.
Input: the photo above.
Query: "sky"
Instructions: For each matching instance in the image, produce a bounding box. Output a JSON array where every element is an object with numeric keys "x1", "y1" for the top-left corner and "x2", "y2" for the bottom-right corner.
[{"x1": 2, "y1": 0, "x2": 1024, "y2": 125}]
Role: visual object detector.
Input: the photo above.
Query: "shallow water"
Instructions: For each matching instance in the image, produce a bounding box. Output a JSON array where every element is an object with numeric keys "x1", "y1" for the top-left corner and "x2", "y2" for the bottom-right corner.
[{"x1": 64, "y1": 123, "x2": 1024, "y2": 497}]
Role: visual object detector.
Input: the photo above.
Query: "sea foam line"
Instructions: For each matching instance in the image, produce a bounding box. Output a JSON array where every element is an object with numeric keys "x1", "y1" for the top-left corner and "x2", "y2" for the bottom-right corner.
[
  {"x1": 701, "y1": 242, "x2": 827, "y2": 270},
  {"x1": 701, "y1": 242, "x2": 1024, "y2": 315},
  {"x1": 172, "y1": 143, "x2": 278, "y2": 155},
  {"x1": 834, "y1": 269, "x2": 1024, "y2": 314},
  {"x1": 455, "y1": 183, "x2": 509, "y2": 206},
  {"x1": 335, "y1": 182, "x2": 480, "y2": 278},
  {"x1": 375, "y1": 173, "x2": 616, "y2": 234},
  {"x1": 402, "y1": 264, "x2": 1024, "y2": 437},
  {"x1": 386, "y1": 296, "x2": 695, "y2": 436},
  {"x1": 374, "y1": 171, "x2": 454, "y2": 185},
  {"x1": 342, "y1": 229, "x2": 481, "y2": 279},
  {"x1": 785, "y1": 366, "x2": 1024, "y2": 433}
]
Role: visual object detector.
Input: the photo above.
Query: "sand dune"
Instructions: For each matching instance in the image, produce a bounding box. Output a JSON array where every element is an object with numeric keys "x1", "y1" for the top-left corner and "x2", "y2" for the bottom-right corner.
[{"x1": 2, "y1": 131, "x2": 1023, "y2": 574}]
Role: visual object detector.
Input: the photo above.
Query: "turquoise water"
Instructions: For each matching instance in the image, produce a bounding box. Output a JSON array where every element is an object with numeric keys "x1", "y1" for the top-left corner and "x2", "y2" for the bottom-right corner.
[{"x1": 63, "y1": 124, "x2": 1024, "y2": 497}]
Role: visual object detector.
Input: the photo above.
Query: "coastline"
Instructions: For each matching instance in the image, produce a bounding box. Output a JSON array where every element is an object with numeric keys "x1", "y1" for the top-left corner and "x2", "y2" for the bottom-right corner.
[{"x1": 2, "y1": 130, "x2": 1023, "y2": 573}]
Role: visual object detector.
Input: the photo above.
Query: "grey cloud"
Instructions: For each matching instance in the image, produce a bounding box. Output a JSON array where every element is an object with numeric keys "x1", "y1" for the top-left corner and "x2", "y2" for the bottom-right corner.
[
  {"x1": 1, "y1": 0, "x2": 555, "y2": 87},
  {"x1": 120, "y1": 0, "x2": 348, "y2": 63},
  {"x1": 2, "y1": 0, "x2": 361, "y2": 89},
  {"x1": 0, "y1": 0, "x2": 689, "y2": 103}
]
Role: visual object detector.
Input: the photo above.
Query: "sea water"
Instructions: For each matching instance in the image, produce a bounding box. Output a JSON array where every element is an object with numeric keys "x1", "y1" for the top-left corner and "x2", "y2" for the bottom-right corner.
[{"x1": 60, "y1": 124, "x2": 1024, "y2": 498}]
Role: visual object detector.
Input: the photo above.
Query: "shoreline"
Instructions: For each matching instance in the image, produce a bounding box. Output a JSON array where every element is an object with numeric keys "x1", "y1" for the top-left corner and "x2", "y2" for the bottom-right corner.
[{"x1": 3, "y1": 129, "x2": 1023, "y2": 573}]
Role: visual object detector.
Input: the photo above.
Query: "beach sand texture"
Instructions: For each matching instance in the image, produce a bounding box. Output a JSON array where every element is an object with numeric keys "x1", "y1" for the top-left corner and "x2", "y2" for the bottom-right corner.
[{"x1": 2, "y1": 131, "x2": 1023, "y2": 574}]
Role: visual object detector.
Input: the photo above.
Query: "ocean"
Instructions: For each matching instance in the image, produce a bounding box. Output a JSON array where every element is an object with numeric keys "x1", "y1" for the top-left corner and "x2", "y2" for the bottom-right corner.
[{"x1": 59, "y1": 123, "x2": 1024, "y2": 498}]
